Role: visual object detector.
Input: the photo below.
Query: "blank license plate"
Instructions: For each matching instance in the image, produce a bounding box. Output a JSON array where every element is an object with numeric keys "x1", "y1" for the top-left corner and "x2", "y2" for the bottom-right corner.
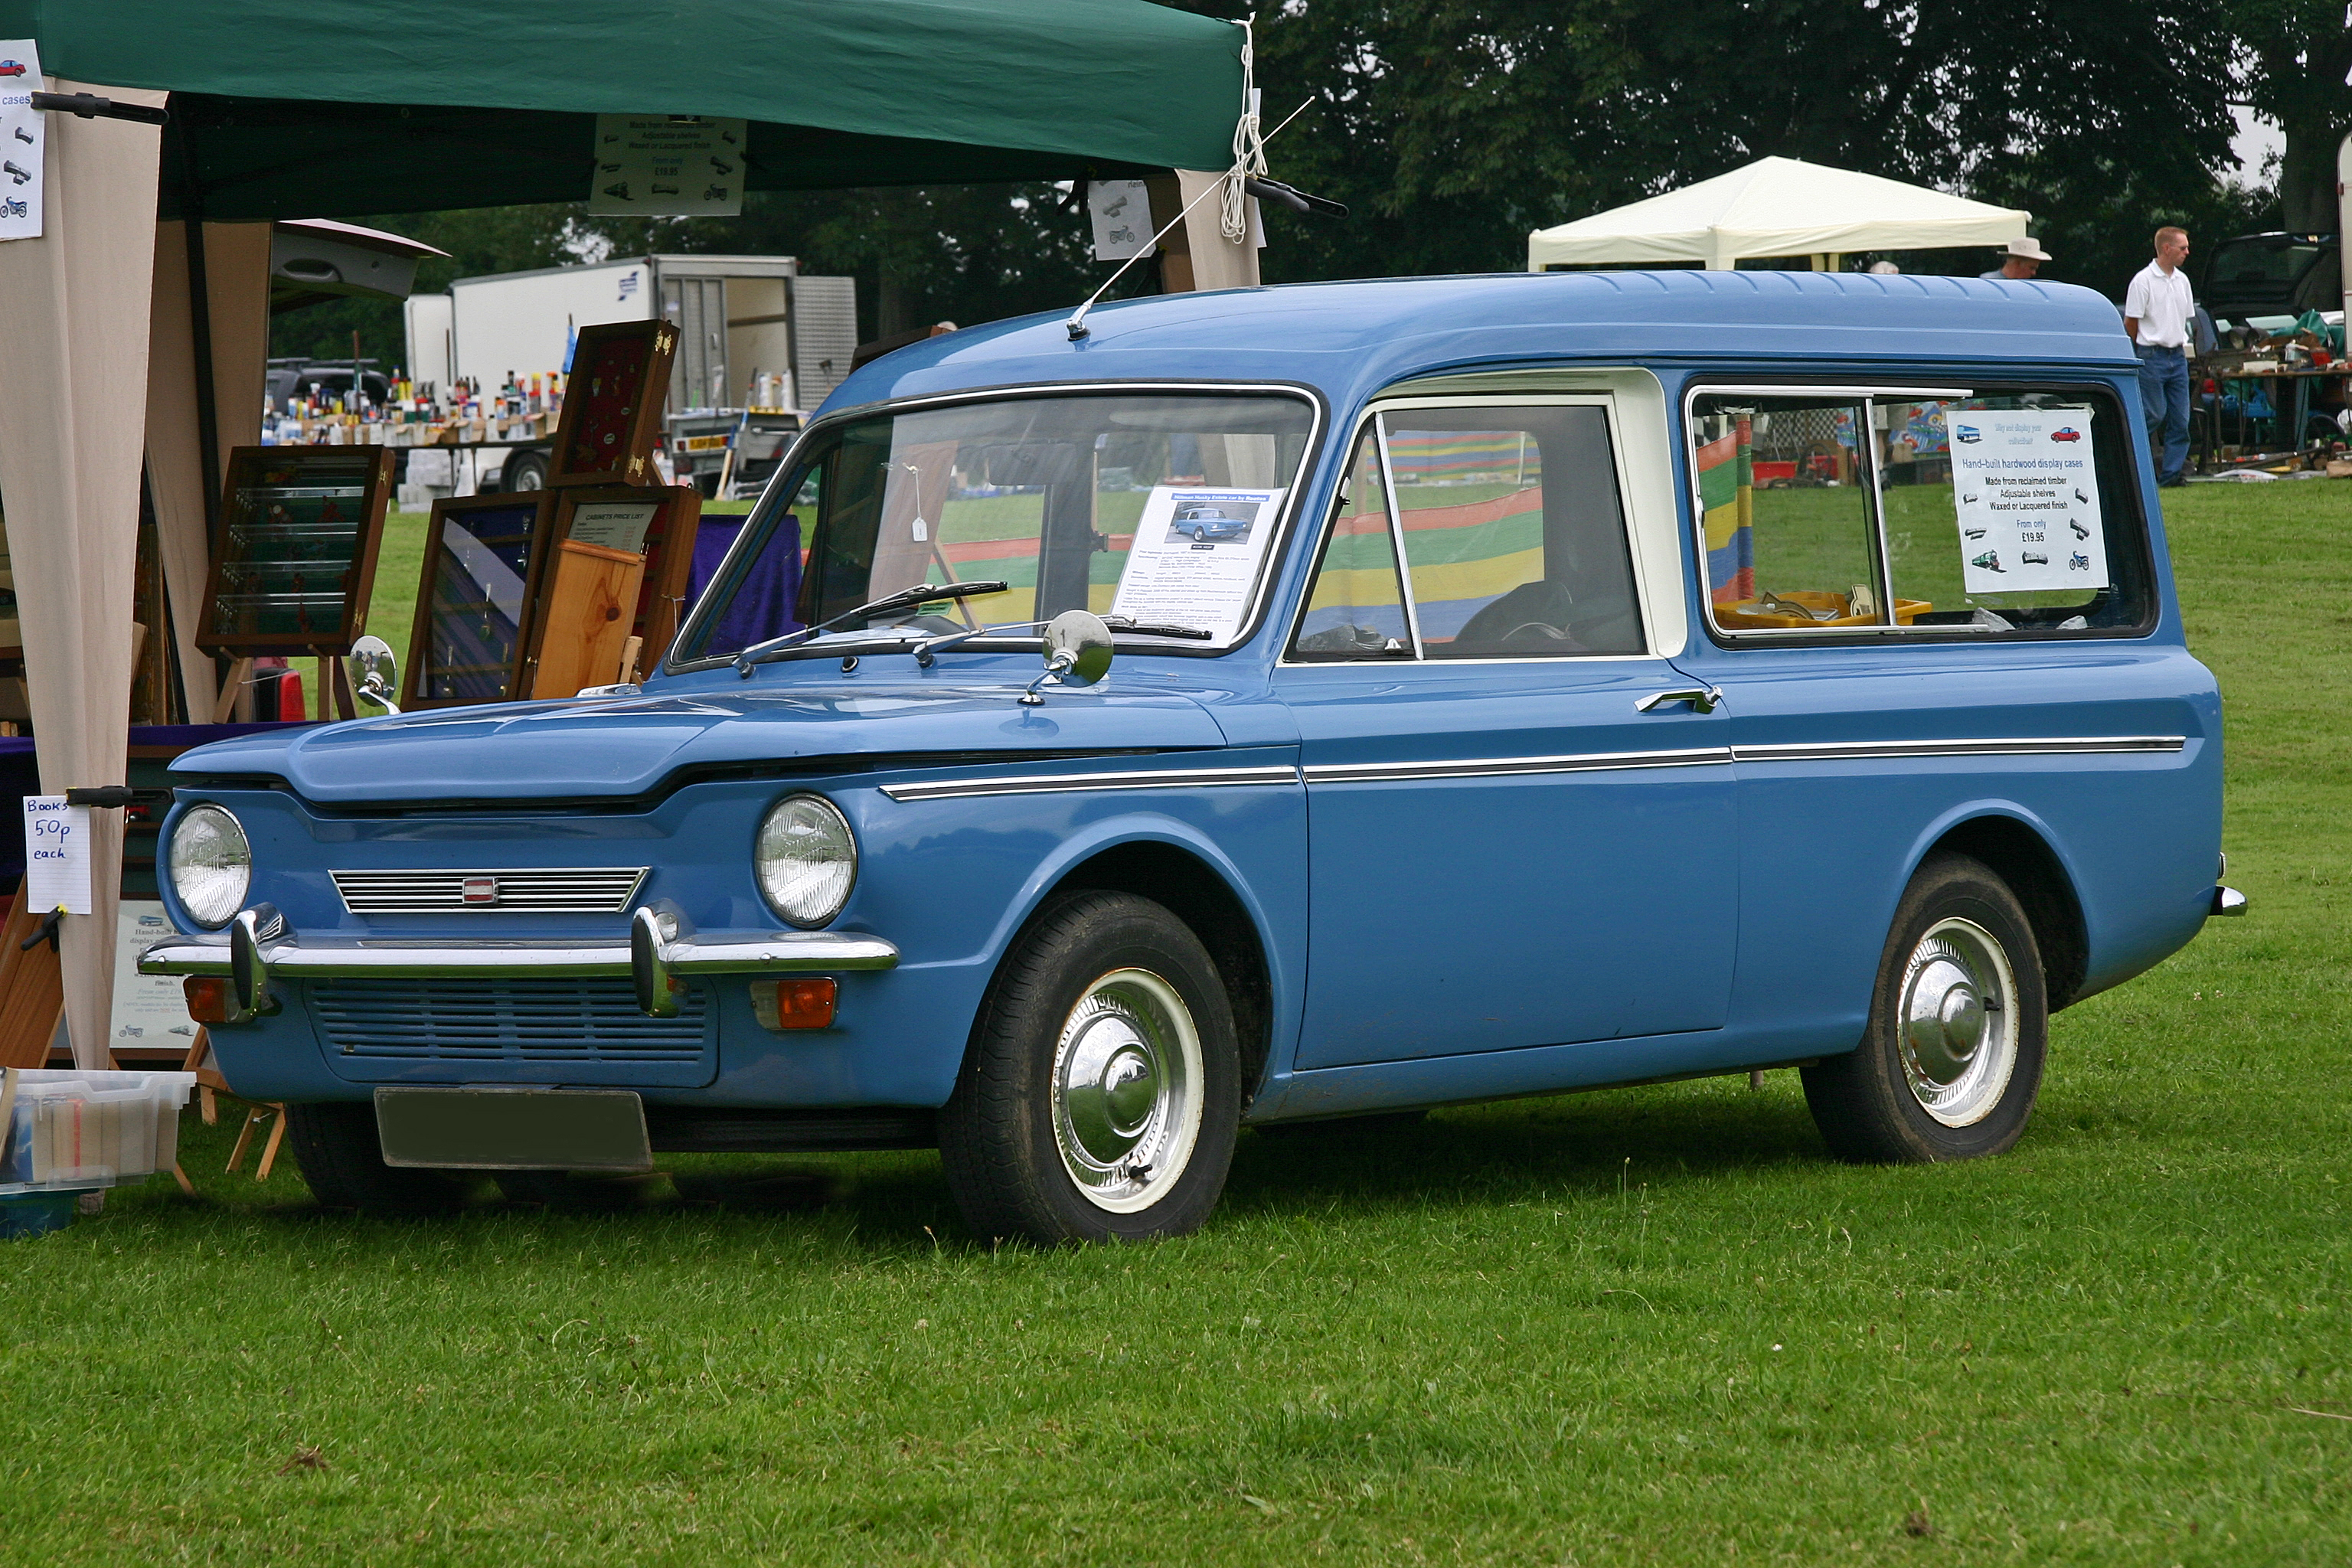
[{"x1": 374, "y1": 1088, "x2": 651, "y2": 1171}]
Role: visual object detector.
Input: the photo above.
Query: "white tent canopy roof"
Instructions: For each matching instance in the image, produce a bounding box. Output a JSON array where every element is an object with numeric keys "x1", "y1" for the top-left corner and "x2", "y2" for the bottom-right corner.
[{"x1": 1527, "y1": 155, "x2": 2031, "y2": 272}]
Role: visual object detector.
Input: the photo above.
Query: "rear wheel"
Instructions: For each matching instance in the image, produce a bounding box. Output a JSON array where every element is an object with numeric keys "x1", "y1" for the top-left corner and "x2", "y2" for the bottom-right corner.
[
  {"x1": 939, "y1": 892, "x2": 1240, "y2": 1244},
  {"x1": 284, "y1": 1101, "x2": 475, "y2": 1215},
  {"x1": 1802, "y1": 853, "x2": 2047, "y2": 1162},
  {"x1": 501, "y1": 449, "x2": 547, "y2": 491}
]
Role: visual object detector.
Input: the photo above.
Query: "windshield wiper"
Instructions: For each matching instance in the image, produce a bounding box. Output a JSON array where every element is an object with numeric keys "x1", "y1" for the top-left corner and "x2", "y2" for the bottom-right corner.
[
  {"x1": 1101, "y1": 616, "x2": 1213, "y2": 640},
  {"x1": 735, "y1": 580, "x2": 1011, "y2": 676}
]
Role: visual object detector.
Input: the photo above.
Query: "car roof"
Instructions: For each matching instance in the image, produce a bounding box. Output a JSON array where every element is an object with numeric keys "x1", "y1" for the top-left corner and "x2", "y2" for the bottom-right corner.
[{"x1": 825, "y1": 270, "x2": 2139, "y2": 421}]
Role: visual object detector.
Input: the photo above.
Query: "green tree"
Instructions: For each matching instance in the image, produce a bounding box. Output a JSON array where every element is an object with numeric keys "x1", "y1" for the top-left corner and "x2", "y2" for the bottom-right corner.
[{"x1": 2228, "y1": 0, "x2": 2352, "y2": 234}]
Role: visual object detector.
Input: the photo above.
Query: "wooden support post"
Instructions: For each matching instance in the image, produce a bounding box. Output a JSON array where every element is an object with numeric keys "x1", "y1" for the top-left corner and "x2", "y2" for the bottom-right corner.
[{"x1": 209, "y1": 656, "x2": 252, "y2": 724}]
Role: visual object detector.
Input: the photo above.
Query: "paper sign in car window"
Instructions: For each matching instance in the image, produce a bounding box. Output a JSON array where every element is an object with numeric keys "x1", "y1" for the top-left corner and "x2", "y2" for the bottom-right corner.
[
  {"x1": 1944, "y1": 408, "x2": 2107, "y2": 595},
  {"x1": 1109, "y1": 487, "x2": 1285, "y2": 644}
]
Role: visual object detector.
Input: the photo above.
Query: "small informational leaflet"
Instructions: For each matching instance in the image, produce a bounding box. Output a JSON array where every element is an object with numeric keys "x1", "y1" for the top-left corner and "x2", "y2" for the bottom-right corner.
[
  {"x1": 21, "y1": 795, "x2": 89, "y2": 915},
  {"x1": 1945, "y1": 407, "x2": 2109, "y2": 595},
  {"x1": 0, "y1": 40, "x2": 44, "y2": 242},
  {"x1": 1089, "y1": 179, "x2": 1151, "y2": 261},
  {"x1": 1109, "y1": 486, "x2": 1284, "y2": 644},
  {"x1": 587, "y1": 115, "x2": 746, "y2": 217},
  {"x1": 564, "y1": 498, "x2": 661, "y2": 554},
  {"x1": 111, "y1": 902, "x2": 198, "y2": 1050}
]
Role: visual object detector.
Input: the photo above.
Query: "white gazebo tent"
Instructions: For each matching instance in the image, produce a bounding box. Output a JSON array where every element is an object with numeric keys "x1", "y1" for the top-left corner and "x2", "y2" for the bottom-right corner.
[{"x1": 1527, "y1": 155, "x2": 2031, "y2": 273}]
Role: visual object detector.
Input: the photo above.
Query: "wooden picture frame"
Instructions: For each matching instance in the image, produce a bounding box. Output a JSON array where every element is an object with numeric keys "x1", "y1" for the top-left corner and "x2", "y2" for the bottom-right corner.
[
  {"x1": 196, "y1": 446, "x2": 394, "y2": 656},
  {"x1": 401, "y1": 492, "x2": 557, "y2": 710},
  {"x1": 550, "y1": 484, "x2": 704, "y2": 669},
  {"x1": 548, "y1": 319, "x2": 679, "y2": 488}
]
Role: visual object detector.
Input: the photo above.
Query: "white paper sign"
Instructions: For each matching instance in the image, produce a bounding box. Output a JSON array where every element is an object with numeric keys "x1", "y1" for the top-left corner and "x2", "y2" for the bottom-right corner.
[
  {"x1": 0, "y1": 41, "x2": 44, "y2": 242},
  {"x1": 1109, "y1": 486, "x2": 1285, "y2": 644},
  {"x1": 1089, "y1": 179, "x2": 1151, "y2": 261},
  {"x1": 111, "y1": 902, "x2": 197, "y2": 1050},
  {"x1": 587, "y1": 116, "x2": 746, "y2": 217},
  {"x1": 565, "y1": 499, "x2": 660, "y2": 554},
  {"x1": 1945, "y1": 407, "x2": 2109, "y2": 596},
  {"x1": 22, "y1": 795, "x2": 90, "y2": 915}
]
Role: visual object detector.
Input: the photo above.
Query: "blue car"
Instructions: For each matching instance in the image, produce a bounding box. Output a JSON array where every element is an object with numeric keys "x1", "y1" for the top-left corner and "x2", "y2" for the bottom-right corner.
[
  {"x1": 145, "y1": 272, "x2": 2234, "y2": 1243},
  {"x1": 1171, "y1": 502, "x2": 1251, "y2": 543}
]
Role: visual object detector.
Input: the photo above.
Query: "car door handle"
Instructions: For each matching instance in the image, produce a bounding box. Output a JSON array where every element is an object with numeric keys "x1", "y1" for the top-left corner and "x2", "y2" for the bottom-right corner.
[{"x1": 1635, "y1": 687, "x2": 1723, "y2": 714}]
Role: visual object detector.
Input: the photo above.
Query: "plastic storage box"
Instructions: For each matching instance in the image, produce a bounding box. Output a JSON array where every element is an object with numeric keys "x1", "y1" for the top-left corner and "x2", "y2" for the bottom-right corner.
[{"x1": 0, "y1": 1069, "x2": 198, "y2": 1194}]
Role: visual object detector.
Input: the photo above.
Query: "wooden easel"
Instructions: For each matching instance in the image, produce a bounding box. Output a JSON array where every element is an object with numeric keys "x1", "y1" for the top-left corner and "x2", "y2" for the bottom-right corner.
[
  {"x1": 179, "y1": 1027, "x2": 288, "y2": 1184},
  {"x1": 0, "y1": 881, "x2": 65, "y2": 1072}
]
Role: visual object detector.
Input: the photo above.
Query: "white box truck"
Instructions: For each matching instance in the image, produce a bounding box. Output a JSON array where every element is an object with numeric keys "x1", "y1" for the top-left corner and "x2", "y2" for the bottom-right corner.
[{"x1": 403, "y1": 253, "x2": 856, "y2": 495}]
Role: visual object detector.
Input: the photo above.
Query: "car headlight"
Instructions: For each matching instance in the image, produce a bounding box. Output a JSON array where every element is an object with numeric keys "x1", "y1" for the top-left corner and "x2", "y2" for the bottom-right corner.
[
  {"x1": 754, "y1": 794, "x2": 856, "y2": 927},
  {"x1": 168, "y1": 804, "x2": 251, "y2": 929}
]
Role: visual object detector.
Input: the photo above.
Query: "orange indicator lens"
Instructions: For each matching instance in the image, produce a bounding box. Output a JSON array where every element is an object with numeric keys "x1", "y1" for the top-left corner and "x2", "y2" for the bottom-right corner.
[
  {"x1": 754, "y1": 977, "x2": 838, "y2": 1030},
  {"x1": 184, "y1": 975, "x2": 232, "y2": 1024}
]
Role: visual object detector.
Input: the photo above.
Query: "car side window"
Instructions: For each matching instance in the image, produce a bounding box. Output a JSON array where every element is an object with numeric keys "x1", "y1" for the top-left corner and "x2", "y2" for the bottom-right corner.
[
  {"x1": 1292, "y1": 429, "x2": 1411, "y2": 658},
  {"x1": 1690, "y1": 394, "x2": 1893, "y2": 632},
  {"x1": 1386, "y1": 407, "x2": 1645, "y2": 658},
  {"x1": 1292, "y1": 403, "x2": 1646, "y2": 663},
  {"x1": 1877, "y1": 391, "x2": 2153, "y2": 633}
]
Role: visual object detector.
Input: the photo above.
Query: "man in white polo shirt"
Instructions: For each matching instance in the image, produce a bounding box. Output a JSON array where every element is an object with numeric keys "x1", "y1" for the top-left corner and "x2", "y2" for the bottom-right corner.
[{"x1": 2125, "y1": 226, "x2": 2195, "y2": 487}]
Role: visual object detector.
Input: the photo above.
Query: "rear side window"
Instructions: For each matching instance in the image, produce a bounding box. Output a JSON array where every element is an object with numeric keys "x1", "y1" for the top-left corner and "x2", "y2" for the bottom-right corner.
[{"x1": 1688, "y1": 384, "x2": 2153, "y2": 639}]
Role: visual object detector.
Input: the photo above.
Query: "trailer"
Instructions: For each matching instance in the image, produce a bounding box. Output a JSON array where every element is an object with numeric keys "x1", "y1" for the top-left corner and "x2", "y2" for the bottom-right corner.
[{"x1": 403, "y1": 253, "x2": 856, "y2": 495}]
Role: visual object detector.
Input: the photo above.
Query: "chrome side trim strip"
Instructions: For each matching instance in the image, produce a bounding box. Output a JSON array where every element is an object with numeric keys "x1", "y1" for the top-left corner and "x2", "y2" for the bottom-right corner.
[
  {"x1": 1305, "y1": 747, "x2": 1733, "y2": 785},
  {"x1": 1732, "y1": 736, "x2": 2187, "y2": 763},
  {"x1": 140, "y1": 929, "x2": 900, "y2": 982},
  {"x1": 880, "y1": 765, "x2": 1300, "y2": 802}
]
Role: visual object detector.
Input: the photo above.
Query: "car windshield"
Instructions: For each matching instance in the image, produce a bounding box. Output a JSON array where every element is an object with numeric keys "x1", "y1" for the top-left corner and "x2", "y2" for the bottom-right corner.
[{"x1": 671, "y1": 390, "x2": 1318, "y2": 663}]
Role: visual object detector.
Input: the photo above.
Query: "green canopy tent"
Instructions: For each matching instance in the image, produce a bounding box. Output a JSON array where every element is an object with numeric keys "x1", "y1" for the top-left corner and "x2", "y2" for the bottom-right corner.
[
  {"x1": 0, "y1": 1, "x2": 1247, "y2": 1068},
  {"x1": 2, "y1": 0, "x2": 1245, "y2": 218}
]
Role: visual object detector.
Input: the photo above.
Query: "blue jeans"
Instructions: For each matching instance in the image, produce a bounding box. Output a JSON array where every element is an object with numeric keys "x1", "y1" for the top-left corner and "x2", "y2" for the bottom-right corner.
[{"x1": 2138, "y1": 344, "x2": 2190, "y2": 482}]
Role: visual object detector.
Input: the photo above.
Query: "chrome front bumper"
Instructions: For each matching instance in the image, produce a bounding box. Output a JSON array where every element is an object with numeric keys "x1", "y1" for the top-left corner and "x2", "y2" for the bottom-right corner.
[{"x1": 139, "y1": 903, "x2": 897, "y2": 1021}]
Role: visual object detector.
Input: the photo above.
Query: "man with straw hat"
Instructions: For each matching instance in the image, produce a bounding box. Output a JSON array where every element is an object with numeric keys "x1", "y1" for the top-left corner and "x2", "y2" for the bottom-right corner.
[{"x1": 1980, "y1": 238, "x2": 2051, "y2": 281}]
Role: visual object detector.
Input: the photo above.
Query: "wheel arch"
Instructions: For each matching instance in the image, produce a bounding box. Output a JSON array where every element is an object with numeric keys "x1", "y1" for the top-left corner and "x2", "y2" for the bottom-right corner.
[
  {"x1": 975, "y1": 824, "x2": 1282, "y2": 1106},
  {"x1": 1917, "y1": 810, "x2": 2089, "y2": 1011}
]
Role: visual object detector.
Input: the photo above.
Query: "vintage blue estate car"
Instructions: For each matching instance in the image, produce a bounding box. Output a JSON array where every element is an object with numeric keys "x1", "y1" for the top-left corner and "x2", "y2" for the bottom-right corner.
[{"x1": 145, "y1": 270, "x2": 2238, "y2": 1243}]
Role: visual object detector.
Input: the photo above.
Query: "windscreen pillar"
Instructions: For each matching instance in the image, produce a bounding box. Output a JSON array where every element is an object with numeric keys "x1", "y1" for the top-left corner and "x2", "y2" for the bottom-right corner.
[{"x1": 0, "y1": 79, "x2": 168, "y2": 1067}]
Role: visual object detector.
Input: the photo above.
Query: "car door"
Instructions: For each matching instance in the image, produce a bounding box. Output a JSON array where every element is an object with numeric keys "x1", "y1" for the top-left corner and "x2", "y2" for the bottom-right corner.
[{"x1": 1280, "y1": 397, "x2": 1736, "y2": 1070}]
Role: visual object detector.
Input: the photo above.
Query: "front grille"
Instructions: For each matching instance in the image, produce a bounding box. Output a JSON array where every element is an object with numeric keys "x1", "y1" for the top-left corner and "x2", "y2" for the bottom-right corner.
[
  {"x1": 330, "y1": 867, "x2": 648, "y2": 914},
  {"x1": 310, "y1": 977, "x2": 707, "y2": 1062}
]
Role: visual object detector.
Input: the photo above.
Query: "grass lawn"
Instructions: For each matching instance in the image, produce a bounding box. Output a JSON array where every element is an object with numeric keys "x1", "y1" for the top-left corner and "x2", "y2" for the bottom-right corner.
[{"x1": 7, "y1": 482, "x2": 2349, "y2": 1563}]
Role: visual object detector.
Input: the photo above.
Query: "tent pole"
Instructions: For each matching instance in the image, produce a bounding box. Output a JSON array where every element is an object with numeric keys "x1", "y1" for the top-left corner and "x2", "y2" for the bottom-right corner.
[{"x1": 171, "y1": 110, "x2": 221, "y2": 539}]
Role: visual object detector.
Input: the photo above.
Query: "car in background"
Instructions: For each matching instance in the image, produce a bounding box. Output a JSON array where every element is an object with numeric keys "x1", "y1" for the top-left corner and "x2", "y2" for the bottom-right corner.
[{"x1": 2200, "y1": 231, "x2": 2341, "y2": 325}]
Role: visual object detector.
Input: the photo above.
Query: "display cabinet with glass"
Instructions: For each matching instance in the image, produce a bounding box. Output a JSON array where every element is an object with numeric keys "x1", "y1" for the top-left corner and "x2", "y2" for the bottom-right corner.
[{"x1": 195, "y1": 447, "x2": 394, "y2": 655}]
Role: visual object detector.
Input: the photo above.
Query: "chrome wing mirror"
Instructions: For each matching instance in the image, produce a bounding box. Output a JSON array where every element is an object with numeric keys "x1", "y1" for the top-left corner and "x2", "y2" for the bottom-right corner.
[
  {"x1": 349, "y1": 635, "x2": 400, "y2": 715},
  {"x1": 1020, "y1": 610, "x2": 1113, "y2": 706}
]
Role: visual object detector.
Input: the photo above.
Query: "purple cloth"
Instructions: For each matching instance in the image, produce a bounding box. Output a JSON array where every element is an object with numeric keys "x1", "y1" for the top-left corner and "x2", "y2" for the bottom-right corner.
[{"x1": 688, "y1": 514, "x2": 802, "y2": 654}]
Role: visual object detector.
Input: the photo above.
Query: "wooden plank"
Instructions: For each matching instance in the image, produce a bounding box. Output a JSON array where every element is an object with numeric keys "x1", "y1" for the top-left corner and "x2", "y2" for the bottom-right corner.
[
  {"x1": 527, "y1": 540, "x2": 645, "y2": 699},
  {"x1": 0, "y1": 883, "x2": 65, "y2": 1071}
]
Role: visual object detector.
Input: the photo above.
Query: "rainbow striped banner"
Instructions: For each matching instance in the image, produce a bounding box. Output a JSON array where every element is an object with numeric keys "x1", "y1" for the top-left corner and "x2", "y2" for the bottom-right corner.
[
  {"x1": 1694, "y1": 418, "x2": 1754, "y2": 606},
  {"x1": 1385, "y1": 430, "x2": 1537, "y2": 485}
]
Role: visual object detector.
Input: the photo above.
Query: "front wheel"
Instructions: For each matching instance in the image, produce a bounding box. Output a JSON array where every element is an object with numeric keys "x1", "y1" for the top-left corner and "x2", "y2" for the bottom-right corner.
[
  {"x1": 1801, "y1": 853, "x2": 2047, "y2": 1162},
  {"x1": 284, "y1": 1102, "x2": 476, "y2": 1215},
  {"x1": 939, "y1": 891, "x2": 1240, "y2": 1244}
]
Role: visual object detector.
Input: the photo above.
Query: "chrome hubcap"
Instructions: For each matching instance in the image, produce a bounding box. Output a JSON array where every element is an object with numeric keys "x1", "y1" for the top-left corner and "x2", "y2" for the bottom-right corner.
[
  {"x1": 1051, "y1": 969, "x2": 1201, "y2": 1212},
  {"x1": 1897, "y1": 917, "x2": 2017, "y2": 1127}
]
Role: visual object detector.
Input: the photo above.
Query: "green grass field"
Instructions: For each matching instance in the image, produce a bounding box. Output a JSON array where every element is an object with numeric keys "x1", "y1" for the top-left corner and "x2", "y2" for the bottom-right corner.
[{"x1": 8, "y1": 482, "x2": 2349, "y2": 1563}]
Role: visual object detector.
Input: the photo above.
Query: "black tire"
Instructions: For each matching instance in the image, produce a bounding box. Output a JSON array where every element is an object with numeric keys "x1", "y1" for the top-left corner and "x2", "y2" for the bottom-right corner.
[
  {"x1": 283, "y1": 1101, "x2": 474, "y2": 1215},
  {"x1": 1802, "y1": 853, "x2": 2048, "y2": 1163},
  {"x1": 501, "y1": 449, "x2": 547, "y2": 492},
  {"x1": 939, "y1": 891, "x2": 1240, "y2": 1244}
]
